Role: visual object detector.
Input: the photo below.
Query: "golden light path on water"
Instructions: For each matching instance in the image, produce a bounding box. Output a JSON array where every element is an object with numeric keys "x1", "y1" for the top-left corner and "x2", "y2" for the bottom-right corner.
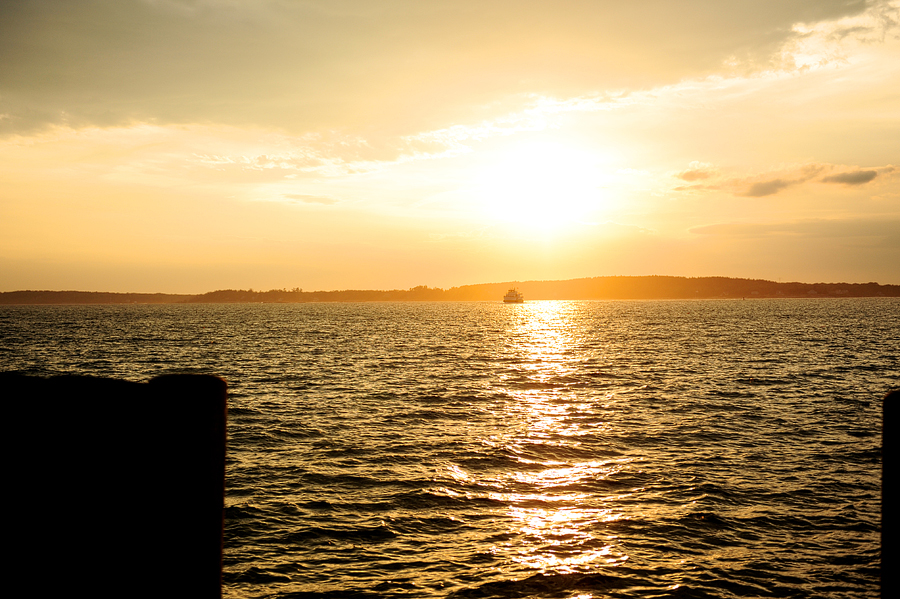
[{"x1": 460, "y1": 301, "x2": 636, "y2": 587}]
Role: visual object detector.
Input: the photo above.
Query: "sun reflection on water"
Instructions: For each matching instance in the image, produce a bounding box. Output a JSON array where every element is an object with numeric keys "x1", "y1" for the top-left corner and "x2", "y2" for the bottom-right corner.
[{"x1": 487, "y1": 300, "x2": 631, "y2": 575}]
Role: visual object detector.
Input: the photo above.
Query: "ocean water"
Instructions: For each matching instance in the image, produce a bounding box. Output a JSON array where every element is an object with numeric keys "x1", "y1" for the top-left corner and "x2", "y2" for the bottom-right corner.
[{"x1": 1, "y1": 299, "x2": 896, "y2": 598}]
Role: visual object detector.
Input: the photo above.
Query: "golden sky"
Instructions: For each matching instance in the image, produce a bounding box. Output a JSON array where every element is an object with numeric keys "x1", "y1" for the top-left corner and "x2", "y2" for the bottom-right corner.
[{"x1": 2, "y1": 0, "x2": 898, "y2": 292}]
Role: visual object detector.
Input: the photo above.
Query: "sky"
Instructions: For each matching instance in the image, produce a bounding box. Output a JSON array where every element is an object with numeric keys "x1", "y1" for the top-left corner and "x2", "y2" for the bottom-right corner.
[{"x1": 1, "y1": 0, "x2": 898, "y2": 293}]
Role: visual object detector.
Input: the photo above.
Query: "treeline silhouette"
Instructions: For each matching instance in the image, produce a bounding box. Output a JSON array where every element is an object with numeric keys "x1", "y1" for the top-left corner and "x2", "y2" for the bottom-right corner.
[
  {"x1": 0, "y1": 290, "x2": 190, "y2": 304},
  {"x1": 3, "y1": 277, "x2": 899, "y2": 304}
]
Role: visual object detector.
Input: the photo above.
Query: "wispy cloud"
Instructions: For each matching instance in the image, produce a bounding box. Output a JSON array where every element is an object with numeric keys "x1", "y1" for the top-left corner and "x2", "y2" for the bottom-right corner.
[
  {"x1": 738, "y1": 164, "x2": 824, "y2": 197},
  {"x1": 671, "y1": 162, "x2": 894, "y2": 197},
  {"x1": 821, "y1": 170, "x2": 878, "y2": 185},
  {"x1": 741, "y1": 178, "x2": 798, "y2": 197},
  {"x1": 675, "y1": 161, "x2": 717, "y2": 182}
]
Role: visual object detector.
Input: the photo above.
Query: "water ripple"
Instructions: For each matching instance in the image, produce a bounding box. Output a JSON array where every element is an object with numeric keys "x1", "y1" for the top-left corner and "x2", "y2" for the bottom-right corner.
[{"x1": 1, "y1": 299, "x2": 895, "y2": 598}]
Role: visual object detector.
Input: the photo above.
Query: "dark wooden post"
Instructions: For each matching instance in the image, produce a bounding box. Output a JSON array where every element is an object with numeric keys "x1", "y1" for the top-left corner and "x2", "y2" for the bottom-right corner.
[
  {"x1": 886, "y1": 389, "x2": 899, "y2": 598},
  {"x1": 2, "y1": 373, "x2": 226, "y2": 599}
]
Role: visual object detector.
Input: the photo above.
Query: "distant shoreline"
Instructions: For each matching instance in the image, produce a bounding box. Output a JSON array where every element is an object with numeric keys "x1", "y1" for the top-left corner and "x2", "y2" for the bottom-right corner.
[{"x1": 2, "y1": 276, "x2": 899, "y2": 304}]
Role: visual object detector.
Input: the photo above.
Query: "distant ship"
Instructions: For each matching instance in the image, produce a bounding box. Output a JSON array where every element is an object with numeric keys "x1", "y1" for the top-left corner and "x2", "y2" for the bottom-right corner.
[{"x1": 503, "y1": 288, "x2": 524, "y2": 303}]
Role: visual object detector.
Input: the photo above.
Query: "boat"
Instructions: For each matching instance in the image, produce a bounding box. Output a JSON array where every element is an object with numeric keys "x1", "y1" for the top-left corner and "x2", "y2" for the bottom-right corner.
[{"x1": 503, "y1": 288, "x2": 524, "y2": 303}]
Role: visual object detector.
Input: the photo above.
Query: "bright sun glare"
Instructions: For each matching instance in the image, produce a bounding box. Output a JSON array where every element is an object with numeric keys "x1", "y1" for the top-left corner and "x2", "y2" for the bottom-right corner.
[{"x1": 472, "y1": 141, "x2": 606, "y2": 234}]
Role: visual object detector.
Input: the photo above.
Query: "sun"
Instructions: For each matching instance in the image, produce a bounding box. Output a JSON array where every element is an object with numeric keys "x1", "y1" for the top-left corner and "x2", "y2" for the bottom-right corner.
[{"x1": 471, "y1": 140, "x2": 606, "y2": 234}]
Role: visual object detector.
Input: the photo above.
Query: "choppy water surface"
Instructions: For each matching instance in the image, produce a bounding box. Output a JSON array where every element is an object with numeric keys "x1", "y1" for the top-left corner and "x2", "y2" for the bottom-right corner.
[{"x1": 1, "y1": 299, "x2": 896, "y2": 598}]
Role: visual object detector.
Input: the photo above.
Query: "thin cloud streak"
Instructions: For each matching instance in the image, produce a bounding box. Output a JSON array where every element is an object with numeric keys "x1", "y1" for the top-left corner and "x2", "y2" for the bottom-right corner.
[
  {"x1": 741, "y1": 179, "x2": 798, "y2": 197},
  {"x1": 690, "y1": 217, "x2": 900, "y2": 240},
  {"x1": 822, "y1": 170, "x2": 878, "y2": 185},
  {"x1": 670, "y1": 162, "x2": 895, "y2": 198}
]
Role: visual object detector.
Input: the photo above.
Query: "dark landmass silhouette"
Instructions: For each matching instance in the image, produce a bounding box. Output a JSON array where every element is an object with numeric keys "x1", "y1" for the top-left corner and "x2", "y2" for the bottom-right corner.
[
  {"x1": 2, "y1": 276, "x2": 899, "y2": 304},
  {"x1": 0, "y1": 291, "x2": 189, "y2": 304}
]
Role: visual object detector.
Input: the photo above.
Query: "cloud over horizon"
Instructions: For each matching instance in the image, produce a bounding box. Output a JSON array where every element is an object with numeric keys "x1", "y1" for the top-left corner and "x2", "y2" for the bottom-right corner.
[{"x1": 1, "y1": 0, "x2": 898, "y2": 291}]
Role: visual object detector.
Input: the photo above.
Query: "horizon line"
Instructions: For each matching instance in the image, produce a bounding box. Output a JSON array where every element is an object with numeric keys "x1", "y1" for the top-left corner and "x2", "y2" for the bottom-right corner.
[{"x1": 2, "y1": 274, "x2": 899, "y2": 298}]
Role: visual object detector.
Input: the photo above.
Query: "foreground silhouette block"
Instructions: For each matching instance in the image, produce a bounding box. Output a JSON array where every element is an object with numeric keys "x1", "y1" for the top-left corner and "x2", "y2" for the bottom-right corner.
[
  {"x1": 2, "y1": 373, "x2": 226, "y2": 599},
  {"x1": 886, "y1": 388, "x2": 899, "y2": 599}
]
